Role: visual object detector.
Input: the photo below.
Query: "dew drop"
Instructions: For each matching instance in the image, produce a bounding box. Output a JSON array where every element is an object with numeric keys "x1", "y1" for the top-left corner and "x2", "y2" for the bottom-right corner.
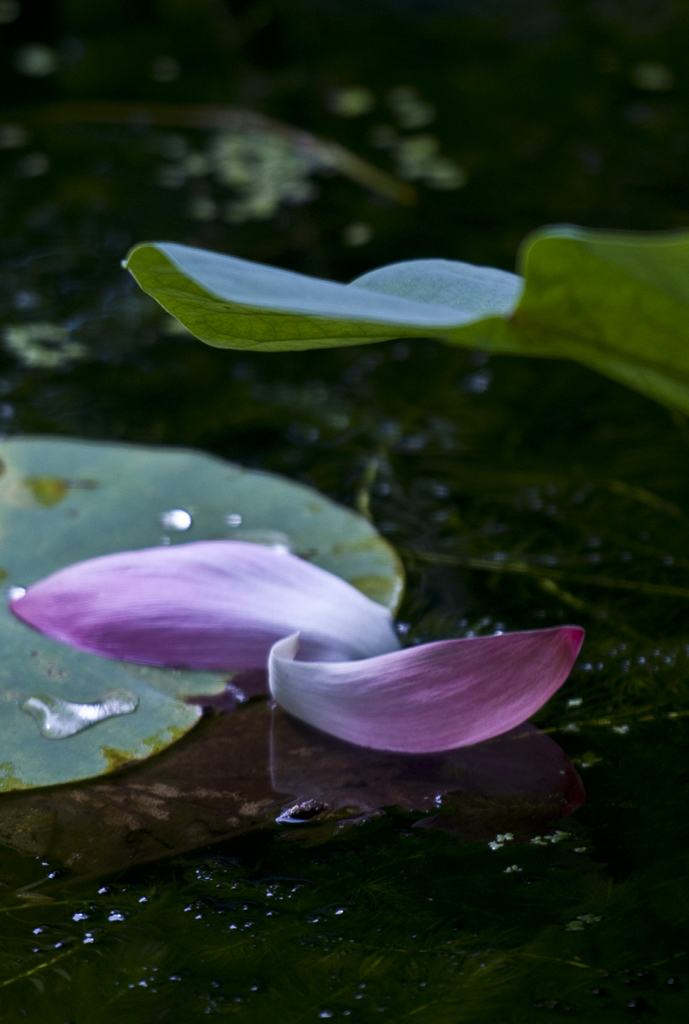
[
  {"x1": 231, "y1": 528, "x2": 291, "y2": 550},
  {"x1": 159, "y1": 508, "x2": 192, "y2": 531},
  {"x1": 225, "y1": 512, "x2": 243, "y2": 526},
  {"x1": 7, "y1": 585, "x2": 26, "y2": 600},
  {"x1": 21, "y1": 689, "x2": 139, "y2": 739}
]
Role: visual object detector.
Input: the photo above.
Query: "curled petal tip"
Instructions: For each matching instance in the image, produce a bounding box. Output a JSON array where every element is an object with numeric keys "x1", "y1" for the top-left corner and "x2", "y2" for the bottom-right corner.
[{"x1": 273, "y1": 632, "x2": 301, "y2": 661}]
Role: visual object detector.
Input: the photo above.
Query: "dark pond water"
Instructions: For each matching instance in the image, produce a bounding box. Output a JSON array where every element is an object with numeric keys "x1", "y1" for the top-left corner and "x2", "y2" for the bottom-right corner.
[{"x1": 1, "y1": 1, "x2": 689, "y2": 1020}]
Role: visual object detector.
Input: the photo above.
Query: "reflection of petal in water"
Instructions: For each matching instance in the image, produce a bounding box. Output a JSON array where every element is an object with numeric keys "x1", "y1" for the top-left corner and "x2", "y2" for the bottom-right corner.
[
  {"x1": 270, "y1": 710, "x2": 584, "y2": 833},
  {"x1": 406, "y1": 723, "x2": 584, "y2": 807},
  {"x1": 21, "y1": 689, "x2": 139, "y2": 739}
]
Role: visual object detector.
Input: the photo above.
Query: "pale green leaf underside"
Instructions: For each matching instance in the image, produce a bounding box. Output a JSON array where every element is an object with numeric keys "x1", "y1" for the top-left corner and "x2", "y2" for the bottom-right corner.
[
  {"x1": 0, "y1": 437, "x2": 403, "y2": 791},
  {"x1": 125, "y1": 227, "x2": 689, "y2": 414}
]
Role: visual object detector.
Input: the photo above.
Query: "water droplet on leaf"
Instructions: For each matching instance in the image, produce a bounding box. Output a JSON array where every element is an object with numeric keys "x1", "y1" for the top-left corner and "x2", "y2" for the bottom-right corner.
[
  {"x1": 159, "y1": 508, "x2": 192, "y2": 531},
  {"x1": 21, "y1": 689, "x2": 139, "y2": 739}
]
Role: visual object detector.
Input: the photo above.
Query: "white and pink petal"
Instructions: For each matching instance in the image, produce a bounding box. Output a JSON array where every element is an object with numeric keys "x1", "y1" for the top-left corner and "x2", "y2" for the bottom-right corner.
[{"x1": 269, "y1": 626, "x2": 584, "y2": 753}]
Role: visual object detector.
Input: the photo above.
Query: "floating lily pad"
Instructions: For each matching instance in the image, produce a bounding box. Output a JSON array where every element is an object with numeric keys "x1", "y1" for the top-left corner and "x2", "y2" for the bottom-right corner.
[
  {"x1": 125, "y1": 228, "x2": 689, "y2": 414},
  {"x1": 0, "y1": 701, "x2": 583, "y2": 881},
  {"x1": 0, "y1": 436, "x2": 403, "y2": 792}
]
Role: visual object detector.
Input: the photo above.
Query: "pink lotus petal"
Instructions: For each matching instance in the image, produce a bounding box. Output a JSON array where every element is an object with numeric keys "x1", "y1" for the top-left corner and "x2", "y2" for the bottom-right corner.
[
  {"x1": 10, "y1": 541, "x2": 399, "y2": 670},
  {"x1": 269, "y1": 626, "x2": 584, "y2": 752}
]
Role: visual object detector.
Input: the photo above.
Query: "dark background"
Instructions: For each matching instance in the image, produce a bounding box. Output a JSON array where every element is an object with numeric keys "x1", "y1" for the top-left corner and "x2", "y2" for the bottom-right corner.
[{"x1": 1, "y1": 2, "x2": 689, "y2": 1021}]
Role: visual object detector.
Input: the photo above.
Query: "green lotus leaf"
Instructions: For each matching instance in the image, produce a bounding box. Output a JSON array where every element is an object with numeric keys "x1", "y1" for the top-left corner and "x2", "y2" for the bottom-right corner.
[
  {"x1": 0, "y1": 437, "x2": 403, "y2": 792},
  {"x1": 125, "y1": 226, "x2": 689, "y2": 414}
]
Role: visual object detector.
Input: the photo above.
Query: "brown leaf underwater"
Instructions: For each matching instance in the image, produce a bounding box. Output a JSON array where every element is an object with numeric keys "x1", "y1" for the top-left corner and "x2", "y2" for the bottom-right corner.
[{"x1": 0, "y1": 698, "x2": 583, "y2": 883}]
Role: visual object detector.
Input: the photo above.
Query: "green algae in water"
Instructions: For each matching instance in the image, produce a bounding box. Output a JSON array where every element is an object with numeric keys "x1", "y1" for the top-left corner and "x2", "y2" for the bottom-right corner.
[{"x1": 1, "y1": 719, "x2": 687, "y2": 1022}]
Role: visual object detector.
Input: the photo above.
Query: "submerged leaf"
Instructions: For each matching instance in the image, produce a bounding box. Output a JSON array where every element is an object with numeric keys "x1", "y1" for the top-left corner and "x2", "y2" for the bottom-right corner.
[
  {"x1": 0, "y1": 703, "x2": 583, "y2": 879},
  {"x1": 125, "y1": 227, "x2": 689, "y2": 413}
]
